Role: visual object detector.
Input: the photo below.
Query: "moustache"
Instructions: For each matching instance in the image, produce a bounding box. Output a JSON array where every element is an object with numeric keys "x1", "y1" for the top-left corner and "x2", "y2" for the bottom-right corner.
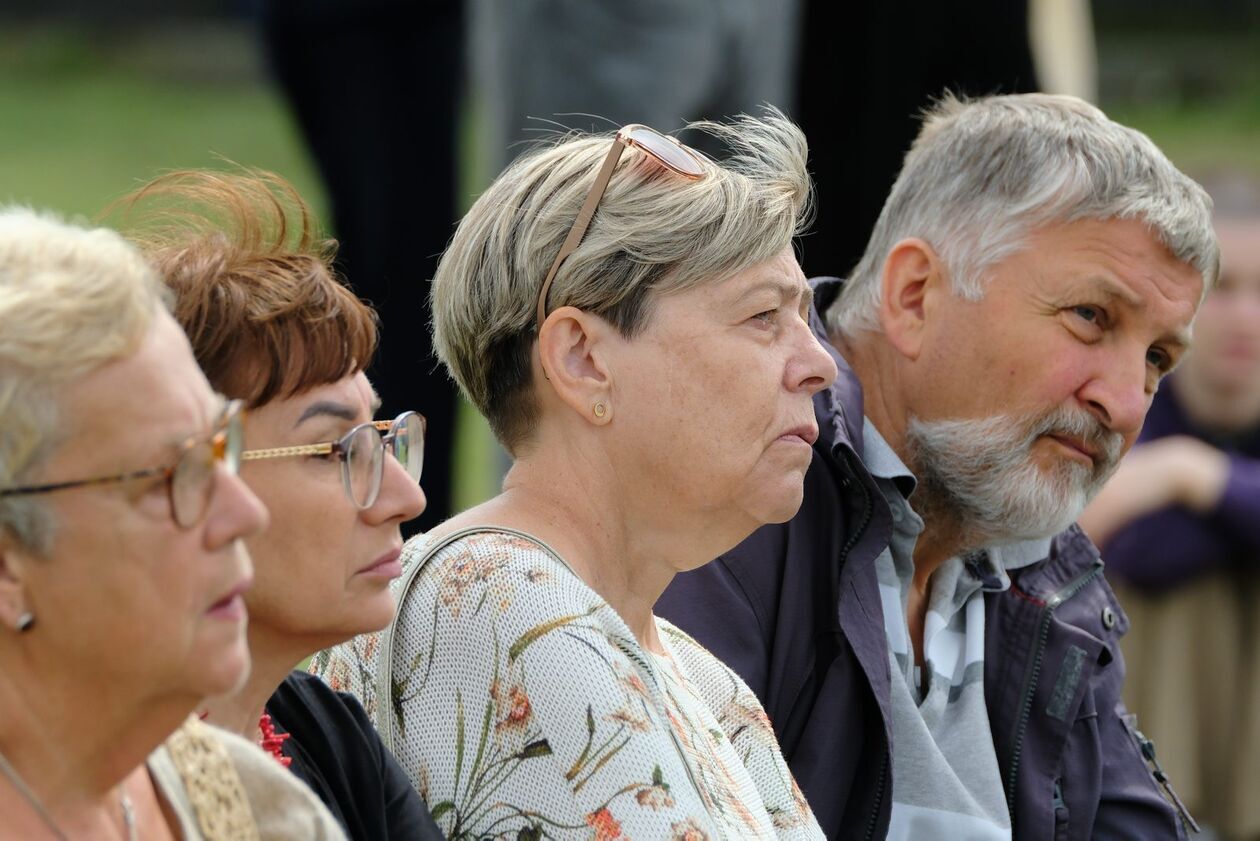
[{"x1": 1027, "y1": 405, "x2": 1124, "y2": 474}]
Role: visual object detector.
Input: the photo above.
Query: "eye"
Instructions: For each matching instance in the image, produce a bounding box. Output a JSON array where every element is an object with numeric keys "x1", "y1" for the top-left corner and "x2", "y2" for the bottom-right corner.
[
  {"x1": 1072, "y1": 305, "x2": 1103, "y2": 324},
  {"x1": 749, "y1": 309, "x2": 778, "y2": 328},
  {"x1": 1146, "y1": 347, "x2": 1171, "y2": 373}
]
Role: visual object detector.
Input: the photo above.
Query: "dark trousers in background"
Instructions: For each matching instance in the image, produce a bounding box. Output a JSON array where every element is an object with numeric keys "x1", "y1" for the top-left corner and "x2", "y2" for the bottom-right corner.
[
  {"x1": 257, "y1": 0, "x2": 465, "y2": 533},
  {"x1": 795, "y1": 0, "x2": 1040, "y2": 279}
]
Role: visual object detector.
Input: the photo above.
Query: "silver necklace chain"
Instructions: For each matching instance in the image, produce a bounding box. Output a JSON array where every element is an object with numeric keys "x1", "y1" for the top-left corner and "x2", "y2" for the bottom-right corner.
[{"x1": 0, "y1": 746, "x2": 137, "y2": 841}]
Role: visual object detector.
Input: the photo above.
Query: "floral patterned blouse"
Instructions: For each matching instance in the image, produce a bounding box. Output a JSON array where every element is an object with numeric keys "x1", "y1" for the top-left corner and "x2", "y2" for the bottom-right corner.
[{"x1": 311, "y1": 527, "x2": 822, "y2": 840}]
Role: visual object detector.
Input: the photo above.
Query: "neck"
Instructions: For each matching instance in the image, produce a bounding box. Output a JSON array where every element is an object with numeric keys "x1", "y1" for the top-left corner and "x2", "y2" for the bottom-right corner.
[
  {"x1": 199, "y1": 625, "x2": 302, "y2": 739},
  {"x1": 0, "y1": 644, "x2": 195, "y2": 812},
  {"x1": 907, "y1": 491, "x2": 980, "y2": 593},
  {"x1": 443, "y1": 436, "x2": 735, "y2": 652},
  {"x1": 1173, "y1": 372, "x2": 1260, "y2": 434},
  {"x1": 837, "y1": 330, "x2": 910, "y2": 458},
  {"x1": 837, "y1": 329, "x2": 984, "y2": 591}
]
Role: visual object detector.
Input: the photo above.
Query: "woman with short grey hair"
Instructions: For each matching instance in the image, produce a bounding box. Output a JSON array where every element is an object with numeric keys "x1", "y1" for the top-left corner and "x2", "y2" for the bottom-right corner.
[
  {"x1": 0, "y1": 208, "x2": 344, "y2": 839},
  {"x1": 317, "y1": 112, "x2": 835, "y2": 838}
]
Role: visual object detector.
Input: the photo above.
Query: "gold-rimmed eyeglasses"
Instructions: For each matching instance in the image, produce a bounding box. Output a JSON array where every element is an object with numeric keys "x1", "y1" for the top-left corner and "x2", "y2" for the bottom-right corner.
[
  {"x1": 240, "y1": 411, "x2": 425, "y2": 509},
  {"x1": 0, "y1": 399, "x2": 246, "y2": 529},
  {"x1": 535, "y1": 123, "x2": 706, "y2": 328}
]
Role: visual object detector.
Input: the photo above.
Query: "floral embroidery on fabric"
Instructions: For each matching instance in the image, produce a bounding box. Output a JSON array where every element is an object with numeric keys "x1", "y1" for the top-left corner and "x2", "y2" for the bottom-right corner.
[{"x1": 312, "y1": 529, "x2": 823, "y2": 839}]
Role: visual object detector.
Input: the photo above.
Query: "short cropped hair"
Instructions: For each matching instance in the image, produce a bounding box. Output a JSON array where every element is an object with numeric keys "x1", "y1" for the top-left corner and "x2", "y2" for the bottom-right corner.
[
  {"x1": 114, "y1": 169, "x2": 378, "y2": 407},
  {"x1": 0, "y1": 208, "x2": 167, "y2": 552},
  {"x1": 433, "y1": 109, "x2": 812, "y2": 452},
  {"x1": 828, "y1": 93, "x2": 1219, "y2": 336}
]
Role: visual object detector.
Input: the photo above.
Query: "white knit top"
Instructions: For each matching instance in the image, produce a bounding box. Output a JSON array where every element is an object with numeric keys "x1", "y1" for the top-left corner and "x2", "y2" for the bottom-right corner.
[{"x1": 312, "y1": 528, "x2": 822, "y2": 840}]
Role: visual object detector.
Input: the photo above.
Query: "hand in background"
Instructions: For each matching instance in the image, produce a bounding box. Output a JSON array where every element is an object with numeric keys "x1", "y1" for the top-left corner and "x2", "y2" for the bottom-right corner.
[{"x1": 1079, "y1": 435, "x2": 1229, "y2": 547}]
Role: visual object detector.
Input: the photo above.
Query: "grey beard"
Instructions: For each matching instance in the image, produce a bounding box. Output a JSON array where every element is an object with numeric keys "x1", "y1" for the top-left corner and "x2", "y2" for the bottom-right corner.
[{"x1": 906, "y1": 404, "x2": 1124, "y2": 544}]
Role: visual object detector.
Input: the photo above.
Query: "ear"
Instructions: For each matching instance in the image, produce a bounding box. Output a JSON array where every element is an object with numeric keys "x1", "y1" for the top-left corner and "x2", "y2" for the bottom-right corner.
[
  {"x1": 0, "y1": 535, "x2": 33, "y2": 632},
  {"x1": 536, "y1": 306, "x2": 615, "y2": 424},
  {"x1": 878, "y1": 237, "x2": 948, "y2": 361}
]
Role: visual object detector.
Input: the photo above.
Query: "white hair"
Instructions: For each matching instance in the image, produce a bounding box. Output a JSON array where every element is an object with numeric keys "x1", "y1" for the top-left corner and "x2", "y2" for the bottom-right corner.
[
  {"x1": 828, "y1": 93, "x2": 1219, "y2": 336},
  {"x1": 0, "y1": 207, "x2": 168, "y2": 552}
]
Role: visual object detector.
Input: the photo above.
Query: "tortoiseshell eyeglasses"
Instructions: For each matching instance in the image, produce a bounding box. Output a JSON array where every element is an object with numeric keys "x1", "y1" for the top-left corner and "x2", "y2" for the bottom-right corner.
[{"x1": 0, "y1": 399, "x2": 245, "y2": 528}]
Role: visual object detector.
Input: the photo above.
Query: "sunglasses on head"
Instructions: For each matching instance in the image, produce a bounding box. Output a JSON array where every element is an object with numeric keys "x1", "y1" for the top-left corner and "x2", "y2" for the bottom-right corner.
[{"x1": 535, "y1": 124, "x2": 707, "y2": 328}]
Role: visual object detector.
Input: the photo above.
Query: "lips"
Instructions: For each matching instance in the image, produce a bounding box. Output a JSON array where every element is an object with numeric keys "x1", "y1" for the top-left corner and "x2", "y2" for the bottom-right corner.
[
  {"x1": 206, "y1": 577, "x2": 252, "y2": 620},
  {"x1": 356, "y1": 545, "x2": 404, "y2": 578},
  {"x1": 778, "y1": 424, "x2": 819, "y2": 446},
  {"x1": 1046, "y1": 434, "x2": 1098, "y2": 463}
]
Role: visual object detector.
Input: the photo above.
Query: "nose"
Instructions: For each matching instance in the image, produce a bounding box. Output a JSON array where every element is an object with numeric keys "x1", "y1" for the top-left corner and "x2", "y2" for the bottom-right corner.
[
  {"x1": 206, "y1": 465, "x2": 270, "y2": 550},
  {"x1": 787, "y1": 319, "x2": 839, "y2": 395},
  {"x1": 1076, "y1": 351, "x2": 1150, "y2": 440},
  {"x1": 362, "y1": 451, "x2": 427, "y2": 527}
]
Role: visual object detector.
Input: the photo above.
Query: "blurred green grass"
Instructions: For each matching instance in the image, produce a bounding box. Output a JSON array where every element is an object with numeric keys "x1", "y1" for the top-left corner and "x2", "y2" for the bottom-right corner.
[{"x1": 0, "y1": 31, "x2": 498, "y2": 512}]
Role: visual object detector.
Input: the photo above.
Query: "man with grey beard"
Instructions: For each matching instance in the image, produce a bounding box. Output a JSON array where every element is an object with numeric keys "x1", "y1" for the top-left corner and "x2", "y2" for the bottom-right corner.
[{"x1": 657, "y1": 93, "x2": 1217, "y2": 841}]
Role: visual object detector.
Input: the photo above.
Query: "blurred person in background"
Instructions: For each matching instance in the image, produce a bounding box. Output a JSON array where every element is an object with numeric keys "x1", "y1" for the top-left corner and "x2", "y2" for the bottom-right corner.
[
  {"x1": 255, "y1": 0, "x2": 465, "y2": 532},
  {"x1": 0, "y1": 208, "x2": 343, "y2": 839},
  {"x1": 317, "y1": 112, "x2": 834, "y2": 838},
  {"x1": 471, "y1": 0, "x2": 802, "y2": 165},
  {"x1": 115, "y1": 170, "x2": 442, "y2": 841},
  {"x1": 1081, "y1": 178, "x2": 1260, "y2": 841}
]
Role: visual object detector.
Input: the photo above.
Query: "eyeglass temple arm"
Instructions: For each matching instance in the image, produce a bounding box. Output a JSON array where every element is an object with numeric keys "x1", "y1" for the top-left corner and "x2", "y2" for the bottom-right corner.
[
  {"x1": 241, "y1": 443, "x2": 335, "y2": 461},
  {"x1": 535, "y1": 136, "x2": 629, "y2": 326}
]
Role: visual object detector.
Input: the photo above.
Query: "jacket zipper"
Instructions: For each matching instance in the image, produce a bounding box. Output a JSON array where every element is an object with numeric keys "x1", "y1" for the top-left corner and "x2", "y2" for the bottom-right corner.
[
  {"x1": 863, "y1": 754, "x2": 889, "y2": 841},
  {"x1": 833, "y1": 450, "x2": 887, "y2": 841},
  {"x1": 1005, "y1": 560, "x2": 1104, "y2": 830}
]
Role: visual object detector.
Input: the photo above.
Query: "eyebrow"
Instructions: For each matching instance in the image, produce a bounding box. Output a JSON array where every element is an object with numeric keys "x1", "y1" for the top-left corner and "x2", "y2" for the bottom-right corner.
[
  {"x1": 295, "y1": 400, "x2": 361, "y2": 428},
  {"x1": 736, "y1": 279, "x2": 814, "y2": 312},
  {"x1": 1087, "y1": 275, "x2": 1193, "y2": 349}
]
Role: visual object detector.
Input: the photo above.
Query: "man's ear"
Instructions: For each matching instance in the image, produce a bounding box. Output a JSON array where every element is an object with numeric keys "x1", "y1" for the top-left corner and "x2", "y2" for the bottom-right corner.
[
  {"x1": 536, "y1": 306, "x2": 615, "y2": 424},
  {"x1": 878, "y1": 237, "x2": 948, "y2": 361}
]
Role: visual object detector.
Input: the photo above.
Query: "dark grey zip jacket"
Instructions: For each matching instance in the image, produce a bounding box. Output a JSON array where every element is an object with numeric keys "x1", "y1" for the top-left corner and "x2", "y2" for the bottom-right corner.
[{"x1": 656, "y1": 277, "x2": 1194, "y2": 841}]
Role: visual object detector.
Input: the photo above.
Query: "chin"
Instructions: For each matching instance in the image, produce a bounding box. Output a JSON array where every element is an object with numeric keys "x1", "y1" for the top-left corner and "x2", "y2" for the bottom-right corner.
[
  {"x1": 197, "y1": 638, "x2": 252, "y2": 697},
  {"x1": 749, "y1": 485, "x2": 807, "y2": 526}
]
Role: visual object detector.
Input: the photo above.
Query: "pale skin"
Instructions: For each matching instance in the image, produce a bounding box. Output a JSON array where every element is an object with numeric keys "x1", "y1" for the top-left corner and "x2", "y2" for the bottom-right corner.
[
  {"x1": 839, "y1": 218, "x2": 1204, "y2": 668},
  {"x1": 0, "y1": 311, "x2": 269, "y2": 839},
  {"x1": 199, "y1": 371, "x2": 427, "y2": 741},
  {"x1": 435, "y1": 247, "x2": 837, "y2": 653},
  {"x1": 1081, "y1": 214, "x2": 1260, "y2": 547}
]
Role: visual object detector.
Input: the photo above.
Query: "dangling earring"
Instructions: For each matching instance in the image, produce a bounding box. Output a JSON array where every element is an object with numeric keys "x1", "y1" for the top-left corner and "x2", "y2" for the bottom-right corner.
[
  {"x1": 593, "y1": 402, "x2": 607, "y2": 419},
  {"x1": 15, "y1": 612, "x2": 34, "y2": 633}
]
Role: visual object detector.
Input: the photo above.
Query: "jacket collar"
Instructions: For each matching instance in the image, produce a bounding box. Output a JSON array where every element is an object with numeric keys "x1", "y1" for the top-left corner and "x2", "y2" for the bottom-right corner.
[{"x1": 809, "y1": 276, "x2": 866, "y2": 460}]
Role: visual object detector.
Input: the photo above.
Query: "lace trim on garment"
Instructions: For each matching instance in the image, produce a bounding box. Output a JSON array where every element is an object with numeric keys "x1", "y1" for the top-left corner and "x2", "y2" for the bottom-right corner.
[{"x1": 164, "y1": 717, "x2": 260, "y2": 841}]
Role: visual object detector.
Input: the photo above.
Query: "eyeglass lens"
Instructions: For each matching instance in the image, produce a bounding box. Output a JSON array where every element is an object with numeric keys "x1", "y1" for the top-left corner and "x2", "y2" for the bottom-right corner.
[
  {"x1": 344, "y1": 424, "x2": 386, "y2": 508},
  {"x1": 391, "y1": 412, "x2": 425, "y2": 482},
  {"x1": 171, "y1": 404, "x2": 243, "y2": 528},
  {"x1": 622, "y1": 126, "x2": 705, "y2": 176}
]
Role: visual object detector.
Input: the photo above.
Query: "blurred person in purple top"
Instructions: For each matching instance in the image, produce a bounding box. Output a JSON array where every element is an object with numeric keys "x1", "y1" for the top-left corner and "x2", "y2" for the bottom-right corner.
[{"x1": 1081, "y1": 179, "x2": 1260, "y2": 840}]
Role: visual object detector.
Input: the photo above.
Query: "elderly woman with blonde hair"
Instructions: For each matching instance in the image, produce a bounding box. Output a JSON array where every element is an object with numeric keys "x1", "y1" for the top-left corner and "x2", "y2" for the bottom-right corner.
[
  {"x1": 0, "y1": 209, "x2": 344, "y2": 838},
  {"x1": 317, "y1": 111, "x2": 835, "y2": 838}
]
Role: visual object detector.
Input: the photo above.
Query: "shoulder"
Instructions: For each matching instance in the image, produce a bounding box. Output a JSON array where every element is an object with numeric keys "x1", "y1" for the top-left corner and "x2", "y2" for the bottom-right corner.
[
  {"x1": 657, "y1": 617, "x2": 771, "y2": 728},
  {"x1": 397, "y1": 528, "x2": 613, "y2": 632},
  {"x1": 155, "y1": 718, "x2": 347, "y2": 840},
  {"x1": 270, "y1": 671, "x2": 377, "y2": 751}
]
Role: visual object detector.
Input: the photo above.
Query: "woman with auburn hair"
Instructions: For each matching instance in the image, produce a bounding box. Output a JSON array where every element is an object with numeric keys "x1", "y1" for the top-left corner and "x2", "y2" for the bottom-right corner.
[
  {"x1": 0, "y1": 208, "x2": 343, "y2": 839},
  {"x1": 114, "y1": 170, "x2": 441, "y2": 841},
  {"x1": 316, "y1": 112, "x2": 834, "y2": 838}
]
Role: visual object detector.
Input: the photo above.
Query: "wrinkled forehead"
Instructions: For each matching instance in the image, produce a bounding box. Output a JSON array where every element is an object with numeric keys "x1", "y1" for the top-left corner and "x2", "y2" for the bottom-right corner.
[{"x1": 52, "y1": 314, "x2": 219, "y2": 472}]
